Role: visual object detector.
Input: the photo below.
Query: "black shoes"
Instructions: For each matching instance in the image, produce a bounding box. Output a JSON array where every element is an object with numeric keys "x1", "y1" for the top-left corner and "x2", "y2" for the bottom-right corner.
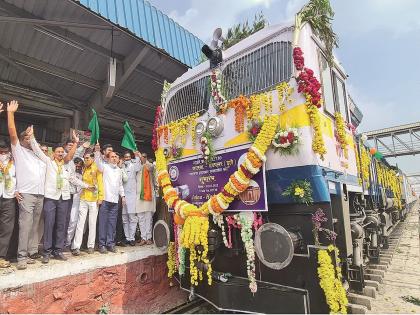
[
  {"x1": 42, "y1": 255, "x2": 50, "y2": 264},
  {"x1": 54, "y1": 252, "x2": 68, "y2": 261},
  {"x1": 108, "y1": 246, "x2": 117, "y2": 253},
  {"x1": 129, "y1": 240, "x2": 136, "y2": 246},
  {"x1": 99, "y1": 246, "x2": 108, "y2": 254},
  {"x1": 29, "y1": 253, "x2": 41, "y2": 259},
  {"x1": 72, "y1": 249, "x2": 81, "y2": 256}
]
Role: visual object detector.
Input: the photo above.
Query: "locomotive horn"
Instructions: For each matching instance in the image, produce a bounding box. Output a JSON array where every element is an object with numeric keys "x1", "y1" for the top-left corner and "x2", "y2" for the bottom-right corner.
[{"x1": 255, "y1": 223, "x2": 302, "y2": 270}]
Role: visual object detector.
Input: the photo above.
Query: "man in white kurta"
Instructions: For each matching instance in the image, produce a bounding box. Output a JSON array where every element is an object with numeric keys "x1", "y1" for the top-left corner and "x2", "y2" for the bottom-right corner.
[
  {"x1": 136, "y1": 153, "x2": 156, "y2": 246},
  {"x1": 121, "y1": 152, "x2": 140, "y2": 245}
]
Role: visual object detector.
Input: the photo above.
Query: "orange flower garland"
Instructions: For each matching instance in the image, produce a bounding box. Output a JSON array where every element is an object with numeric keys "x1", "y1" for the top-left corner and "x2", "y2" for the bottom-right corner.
[{"x1": 228, "y1": 95, "x2": 251, "y2": 133}]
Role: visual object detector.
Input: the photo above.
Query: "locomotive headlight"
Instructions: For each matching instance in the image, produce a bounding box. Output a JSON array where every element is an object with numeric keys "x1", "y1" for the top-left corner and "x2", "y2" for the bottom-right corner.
[
  {"x1": 207, "y1": 116, "x2": 224, "y2": 137},
  {"x1": 195, "y1": 120, "x2": 207, "y2": 138}
]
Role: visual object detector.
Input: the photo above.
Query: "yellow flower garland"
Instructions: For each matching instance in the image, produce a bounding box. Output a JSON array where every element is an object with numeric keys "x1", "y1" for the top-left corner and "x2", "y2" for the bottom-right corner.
[
  {"x1": 162, "y1": 113, "x2": 200, "y2": 147},
  {"x1": 334, "y1": 112, "x2": 349, "y2": 159},
  {"x1": 354, "y1": 144, "x2": 362, "y2": 185},
  {"x1": 375, "y1": 161, "x2": 402, "y2": 209},
  {"x1": 318, "y1": 245, "x2": 348, "y2": 314},
  {"x1": 360, "y1": 147, "x2": 371, "y2": 189},
  {"x1": 156, "y1": 115, "x2": 279, "y2": 288},
  {"x1": 167, "y1": 241, "x2": 177, "y2": 283},
  {"x1": 276, "y1": 82, "x2": 294, "y2": 112},
  {"x1": 306, "y1": 96, "x2": 327, "y2": 160}
]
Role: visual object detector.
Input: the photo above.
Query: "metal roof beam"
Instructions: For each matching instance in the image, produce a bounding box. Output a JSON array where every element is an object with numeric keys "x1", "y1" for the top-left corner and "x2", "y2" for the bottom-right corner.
[
  {"x1": 0, "y1": 1, "x2": 124, "y2": 61},
  {"x1": 0, "y1": 49, "x2": 82, "y2": 110},
  {"x1": 90, "y1": 46, "x2": 151, "y2": 113},
  {"x1": 0, "y1": 16, "x2": 112, "y2": 30},
  {"x1": 0, "y1": 46, "x2": 101, "y2": 90}
]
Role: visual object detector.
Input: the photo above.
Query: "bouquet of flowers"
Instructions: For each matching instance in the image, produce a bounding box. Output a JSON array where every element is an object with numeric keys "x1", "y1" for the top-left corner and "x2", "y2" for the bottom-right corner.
[
  {"x1": 247, "y1": 118, "x2": 263, "y2": 142},
  {"x1": 272, "y1": 127, "x2": 301, "y2": 155},
  {"x1": 171, "y1": 145, "x2": 183, "y2": 159},
  {"x1": 282, "y1": 179, "x2": 313, "y2": 205}
]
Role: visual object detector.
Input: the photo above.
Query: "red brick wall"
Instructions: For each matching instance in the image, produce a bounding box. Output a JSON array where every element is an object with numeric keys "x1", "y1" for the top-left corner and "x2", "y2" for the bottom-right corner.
[{"x1": 0, "y1": 255, "x2": 187, "y2": 314}]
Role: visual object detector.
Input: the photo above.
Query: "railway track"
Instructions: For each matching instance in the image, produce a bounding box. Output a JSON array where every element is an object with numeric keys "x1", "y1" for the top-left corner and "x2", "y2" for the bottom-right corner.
[
  {"x1": 347, "y1": 209, "x2": 415, "y2": 313},
  {"x1": 164, "y1": 298, "x2": 218, "y2": 314}
]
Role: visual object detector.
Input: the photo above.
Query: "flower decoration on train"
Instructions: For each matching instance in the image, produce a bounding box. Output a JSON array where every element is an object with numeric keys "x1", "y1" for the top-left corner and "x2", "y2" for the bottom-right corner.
[
  {"x1": 200, "y1": 133, "x2": 215, "y2": 162},
  {"x1": 228, "y1": 95, "x2": 251, "y2": 132},
  {"x1": 312, "y1": 208, "x2": 337, "y2": 246},
  {"x1": 210, "y1": 68, "x2": 226, "y2": 113},
  {"x1": 282, "y1": 179, "x2": 313, "y2": 205},
  {"x1": 166, "y1": 241, "x2": 177, "y2": 284},
  {"x1": 317, "y1": 245, "x2": 348, "y2": 314},
  {"x1": 272, "y1": 127, "x2": 301, "y2": 155},
  {"x1": 276, "y1": 82, "x2": 294, "y2": 112},
  {"x1": 151, "y1": 106, "x2": 162, "y2": 151},
  {"x1": 233, "y1": 212, "x2": 257, "y2": 293},
  {"x1": 247, "y1": 118, "x2": 264, "y2": 142},
  {"x1": 293, "y1": 47, "x2": 327, "y2": 160},
  {"x1": 156, "y1": 115, "x2": 279, "y2": 291},
  {"x1": 171, "y1": 145, "x2": 183, "y2": 159},
  {"x1": 335, "y1": 111, "x2": 349, "y2": 158}
]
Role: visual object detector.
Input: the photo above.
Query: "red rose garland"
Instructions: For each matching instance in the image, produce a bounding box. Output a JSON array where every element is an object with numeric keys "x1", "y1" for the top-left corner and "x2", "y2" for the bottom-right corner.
[
  {"x1": 152, "y1": 105, "x2": 162, "y2": 151},
  {"x1": 293, "y1": 48, "x2": 322, "y2": 108}
]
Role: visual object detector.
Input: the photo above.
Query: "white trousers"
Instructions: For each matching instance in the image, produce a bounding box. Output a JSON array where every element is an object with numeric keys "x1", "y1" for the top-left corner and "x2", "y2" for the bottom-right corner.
[
  {"x1": 72, "y1": 200, "x2": 98, "y2": 250},
  {"x1": 138, "y1": 211, "x2": 153, "y2": 241},
  {"x1": 122, "y1": 213, "x2": 138, "y2": 241},
  {"x1": 66, "y1": 195, "x2": 81, "y2": 247}
]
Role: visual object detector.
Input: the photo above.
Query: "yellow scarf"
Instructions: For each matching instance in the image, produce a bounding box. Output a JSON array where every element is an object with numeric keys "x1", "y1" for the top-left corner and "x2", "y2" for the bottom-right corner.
[
  {"x1": 55, "y1": 159, "x2": 64, "y2": 190},
  {"x1": 0, "y1": 160, "x2": 13, "y2": 190}
]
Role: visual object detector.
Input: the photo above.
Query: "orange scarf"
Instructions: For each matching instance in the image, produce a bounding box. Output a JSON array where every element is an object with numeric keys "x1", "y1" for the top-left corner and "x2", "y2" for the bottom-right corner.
[{"x1": 140, "y1": 165, "x2": 152, "y2": 201}]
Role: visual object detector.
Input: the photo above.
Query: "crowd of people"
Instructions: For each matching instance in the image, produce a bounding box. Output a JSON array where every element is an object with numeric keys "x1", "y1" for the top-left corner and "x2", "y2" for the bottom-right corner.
[{"x1": 0, "y1": 100, "x2": 158, "y2": 270}]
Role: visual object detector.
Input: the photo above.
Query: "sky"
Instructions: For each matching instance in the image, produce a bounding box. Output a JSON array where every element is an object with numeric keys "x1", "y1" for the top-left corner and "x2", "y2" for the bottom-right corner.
[{"x1": 150, "y1": 0, "x2": 420, "y2": 173}]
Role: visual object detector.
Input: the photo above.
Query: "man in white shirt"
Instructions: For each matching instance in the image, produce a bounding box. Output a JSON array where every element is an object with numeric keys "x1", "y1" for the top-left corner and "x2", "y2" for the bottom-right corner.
[
  {"x1": 7, "y1": 101, "x2": 46, "y2": 270},
  {"x1": 28, "y1": 127, "x2": 86, "y2": 263},
  {"x1": 0, "y1": 138, "x2": 17, "y2": 269},
  {"x1": 94, "y1": 144, "x2": 126, "y2": 254}
]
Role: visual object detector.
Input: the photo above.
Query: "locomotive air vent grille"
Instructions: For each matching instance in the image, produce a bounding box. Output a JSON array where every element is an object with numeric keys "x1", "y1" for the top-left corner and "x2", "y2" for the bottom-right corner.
[
  {"x1": 222, "y1": 41, "x2": 292, "y2": 100},
  {"x1": 164, "y1": 76, "x2": 210, "y2": 124}
]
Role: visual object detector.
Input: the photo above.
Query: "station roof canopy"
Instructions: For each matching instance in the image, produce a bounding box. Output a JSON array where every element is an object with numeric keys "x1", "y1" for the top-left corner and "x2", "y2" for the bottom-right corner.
[{"x1": 0, "y1": 0, "x2": 204, "y2": 148}]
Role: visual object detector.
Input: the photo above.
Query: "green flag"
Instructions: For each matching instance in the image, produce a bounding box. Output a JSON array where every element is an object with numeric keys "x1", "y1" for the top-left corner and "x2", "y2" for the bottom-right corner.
[
  {"x1": 88, "y1": 109, "x2": 100, "y2": 145},
  {"x1": 121, "y1": 121, "x2": 137, "y2": 151}
]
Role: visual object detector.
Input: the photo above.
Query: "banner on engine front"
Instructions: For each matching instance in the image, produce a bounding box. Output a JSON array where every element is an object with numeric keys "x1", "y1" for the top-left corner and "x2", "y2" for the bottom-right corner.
[{"x1": 167, "y1": 145, "x2": 268, "y2": 212}]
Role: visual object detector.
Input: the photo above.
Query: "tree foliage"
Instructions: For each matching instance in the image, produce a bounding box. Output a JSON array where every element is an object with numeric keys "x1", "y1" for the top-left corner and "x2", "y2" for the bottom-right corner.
[
  {"x1": 222, "y1": 12, "x2": 267, "y2": 50},
  {"x1": 299, "y1": 0, "x2": 338, "y2": 66}
]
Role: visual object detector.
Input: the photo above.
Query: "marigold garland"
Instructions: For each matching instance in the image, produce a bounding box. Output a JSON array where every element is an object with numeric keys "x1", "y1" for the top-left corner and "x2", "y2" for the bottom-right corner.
[
  {"x1": 354, "y1": 143, "x2": 362, "y2": 185},
  {"x1": 276, "y1": 82, "x2": 294, "y2": 112},
  {"x1": 152, "y1": 106, "x2": 162, "y2": 151},
  {"x1": 167, "y1": 241, "x2": 177, "y2": 283},
  {"x1": 317, "y1": 245, "x2": 348, "y2": 314},
  {"x1": 306, "y1": 98, "x2": 327, "y2": 160},
  {"x1": 360, "y1": 147, "x2": 371, "y2": 189},
  {"x1": 155, "y1": 115, "x2": 279, "y2": 290},
  {"x1": 228, "y1": 95, "x2": 251, "y2": 133},
  {"x1": 334, "y1": 112, "x2": 349, "y2": 159}
]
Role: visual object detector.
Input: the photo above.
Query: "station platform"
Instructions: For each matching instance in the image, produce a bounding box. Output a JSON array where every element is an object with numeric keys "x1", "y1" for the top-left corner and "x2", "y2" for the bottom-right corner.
[{"x1": 0, "y1": 245, "x2": 187, "y2": 313}]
